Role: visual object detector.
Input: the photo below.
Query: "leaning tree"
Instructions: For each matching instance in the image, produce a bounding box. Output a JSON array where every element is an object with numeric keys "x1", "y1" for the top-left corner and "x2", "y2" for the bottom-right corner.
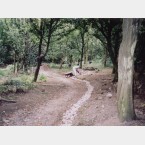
[
  {"x1": 117, "y1": 18, "x2": 139, "y2": 121},
  {"x1": 30, "y1": 18, "x2": 61, "y2": 82}
]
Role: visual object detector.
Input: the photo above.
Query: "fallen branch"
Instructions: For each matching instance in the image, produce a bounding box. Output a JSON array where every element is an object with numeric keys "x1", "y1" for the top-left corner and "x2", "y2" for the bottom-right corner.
[
  {"x1": 41, "y1": 84, "x2": 65, "y2": 87},
  {"x1": 0, "y1": 97, "x2": 16, "y2": 104}
]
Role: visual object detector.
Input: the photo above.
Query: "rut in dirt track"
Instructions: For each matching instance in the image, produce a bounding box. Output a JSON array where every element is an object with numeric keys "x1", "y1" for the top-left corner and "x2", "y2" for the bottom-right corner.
[{"x1": 61, "y1": 78, "x2": 94, "y2": 126}]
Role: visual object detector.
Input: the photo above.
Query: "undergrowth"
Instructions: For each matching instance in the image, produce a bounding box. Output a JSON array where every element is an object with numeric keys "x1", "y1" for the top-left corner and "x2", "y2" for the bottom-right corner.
[
  {"x1": 0, "y1": 73, "x2": 35, "y2": 95},
  {"x1": 38, "y1": 74, "x2": 47, "y2": 82}
]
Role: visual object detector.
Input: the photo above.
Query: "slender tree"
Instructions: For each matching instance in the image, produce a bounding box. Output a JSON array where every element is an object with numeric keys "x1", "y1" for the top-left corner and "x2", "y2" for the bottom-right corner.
[{"x1": 31, "y1": 18, "x2": 61, "y2": 82}]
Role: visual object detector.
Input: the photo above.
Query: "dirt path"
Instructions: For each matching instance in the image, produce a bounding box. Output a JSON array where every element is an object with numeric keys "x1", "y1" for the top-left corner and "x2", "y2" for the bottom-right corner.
[
  {"x1": 1, "y1": 66, "x2": 145, "y2": 126},
  {"x1": 0, "y1": 66, "x2": 88, "y2": 125}
]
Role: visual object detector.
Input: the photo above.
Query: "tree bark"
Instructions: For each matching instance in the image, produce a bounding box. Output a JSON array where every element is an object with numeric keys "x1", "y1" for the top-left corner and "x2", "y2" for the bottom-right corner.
[
  {"x1": 84, "y1": 47, "x2": 89, "y2": 65},
  {"x1": 33, "y1": 20, "x2": 44, "y2": 82},
  {"x1": 14, "y1": 51, "x2": 16, "y2": 73},
  {"x1": 117, "y1": 18, "x2": 139, "y2": 122},
  {"x1": 103, "y1": 48, "x2": 108, "y2": 67},
  {"x1": 80, "y1": 32, "x2": 85, "y2": 68},
  {"x1": 33, "y1": 56, "x2": 43, "y2": 82},
  {"x1": 33, "y1": 19, "x2": 54, "y2": 82},
  {"x1": 23, "y1": 32, "x2": 29, "y2": 73},
  {"x1": 13, "y1": 50, "x2": 18, "y2": 74},
  {"x1": 112, "y1": 64, "x2": 118, "y2": 82}
]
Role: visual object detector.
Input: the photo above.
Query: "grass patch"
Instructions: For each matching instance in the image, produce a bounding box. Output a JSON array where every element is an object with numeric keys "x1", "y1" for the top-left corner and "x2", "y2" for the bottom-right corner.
[
  {"x1": 0, "y1": 64, "x2": 14, "y2": 78},
  {"x1": 0, "y1": 65, "x2": 35, "y2": 97},
  {"x1": 49, "y1": 63, "x2": 71, "y2": 73},
  {"x1": 49, "y1": 63, "x2": 70, "y2": 69},
  {"x1": 0, "y1": 74, "x2": 35, "y2": 95},
  {"x1": 38, "y1": 74, "x2": 47, "y2": 82}
]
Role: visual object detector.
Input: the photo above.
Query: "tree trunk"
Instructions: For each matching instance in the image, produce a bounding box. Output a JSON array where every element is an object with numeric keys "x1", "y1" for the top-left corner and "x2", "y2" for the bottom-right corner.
[
  {"x1": 112, "y1": 64, "x2": 118, "y2": 82},
  {"x1": 117, "y1": 18, "x2": 139, "y2": 122},
  {"x1": 84, "y1": 47, "x2": 88, "y2": 65},
  {"x1": 13, "y1": 51, "x2": 18, "y2": 74},
  {"x1": 103, "y1": 48, "x2": 108, "y2": 67},
  {"x1": 33, "y1": 57, "x2": 42, "y2": 82},
  {"x1": 32, "y1": 18, "x2": 54, "y2": 82},
  {"x1": 80, "y1": 33, "x2": 85, "y2": 68},
  {"x1": 80, "y1": 46, "x2": 84, "y2": 68},
  {"x1": 106, "y1": 42, "x2": 118, "y2": 82},
  {"x1": 33, "y1": 19, "x2": 44, "y2": 82},
  {"x1": 23, "y1": 33, "x2": 29, "y2": 73},
  {"x1": 15, "y1": 62, "x2": 18, "y2": 74},
  {"x1": 69, "y1": 55, "x2": 73, "y2": 68},
  {"x1": 14, "y1": 51, "x2": 16, "y2": 73},
  {"x1": 84, "y1": 47, "x2": 86, "y2": 65},
  {"x1": 106, "y1": 38, "x2": 119, "y2": 82}
]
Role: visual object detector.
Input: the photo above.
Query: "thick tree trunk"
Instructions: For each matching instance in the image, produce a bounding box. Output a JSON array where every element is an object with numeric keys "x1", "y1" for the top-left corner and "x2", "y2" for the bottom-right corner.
[{"x1": 117, "y1": 18, "x2": 139, "y2": 122}]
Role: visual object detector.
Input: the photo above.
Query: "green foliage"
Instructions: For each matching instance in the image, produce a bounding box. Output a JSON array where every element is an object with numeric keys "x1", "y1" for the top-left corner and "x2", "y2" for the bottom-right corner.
[
  {"x1": 0, "y1": 18, "x2": 123, "y2": 78},
  {"x1": 0, "y1": 74, "x2": 34, "y2": 95},
  {"x1": 19, "y1": 74, "x2": 33, "y2": 83},
  {"x1": 0, "y1": 18, "x2": 38, "y2": 67},
  {"x1": 0, "y1": 85, "x2": 8, "y2": 94},
  {"x1": 5, "y1": 78, "x2": 34, "y2": 92},
  {"x1": 38, "y1": 74, "x2": 47, "y2": 82},
  {"x1": 49, "y1": 63, "x2": 60, "y2": 69},
  {"x1": 6, "y1": 64, "x2": 14, "y2": 71},
  {"x1": 0, "y1": 65, "x2": 13, "y2": 78},
  {"x1": 0, "y1": 70, "x2": 5, "y2": 77}
]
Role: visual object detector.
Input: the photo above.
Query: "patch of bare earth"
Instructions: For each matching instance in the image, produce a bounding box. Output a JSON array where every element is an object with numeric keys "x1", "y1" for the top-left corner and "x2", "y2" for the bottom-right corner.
[
  {"x1": 0, "y1": 66, "x2": 86, "y2": 126},
  {"x1": 73, "y1": 68, "x2": 145, "y2": 126},
  {"x1": 1, "y1": 66, "x2": 145, "y2": 126}
]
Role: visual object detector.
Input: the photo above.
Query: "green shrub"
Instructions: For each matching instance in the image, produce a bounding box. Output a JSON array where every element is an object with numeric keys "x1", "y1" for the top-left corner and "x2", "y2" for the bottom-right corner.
[
  {"x1": 19, "y1": 74, "x2": 33, "y2": 83},
  {"x1": 0, "y1": 65, "x2": 14, "y2": 78},
  {"x1": 49, "y1": 63, "x2": 60, "y2": 69},
  {"x1": 0, "y1": 70, "x2": 5, "y2": 77},
  {"x1": 6, "y1": 64, "x2": 14, "y2": 72},
  {"x1": 38, "y1": 74, "x2": 47, "y2": 82},
  {"x1": 0, "y1": 78, "x2": 35, "y2": 94},
  {"x1": 0, "y1": 85, "x2": 8, "y2": 94}
]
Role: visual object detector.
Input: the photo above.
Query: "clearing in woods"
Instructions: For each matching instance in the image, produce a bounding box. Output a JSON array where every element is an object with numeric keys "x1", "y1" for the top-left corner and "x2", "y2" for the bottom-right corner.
[{"x1": 1, "y1": 65, "x2": 145, "y2": 126}]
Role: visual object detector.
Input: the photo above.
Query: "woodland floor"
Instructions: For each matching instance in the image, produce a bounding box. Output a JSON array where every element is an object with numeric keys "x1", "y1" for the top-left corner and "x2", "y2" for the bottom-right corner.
[{"x1": 1, "y1": 65, "x2": 145, "y2": 126}]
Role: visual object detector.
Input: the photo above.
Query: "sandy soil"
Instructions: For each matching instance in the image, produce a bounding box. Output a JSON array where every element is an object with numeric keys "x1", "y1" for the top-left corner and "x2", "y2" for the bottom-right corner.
[{"x1": 1, "y1": 66, "x2": 145, "y2": 126}]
